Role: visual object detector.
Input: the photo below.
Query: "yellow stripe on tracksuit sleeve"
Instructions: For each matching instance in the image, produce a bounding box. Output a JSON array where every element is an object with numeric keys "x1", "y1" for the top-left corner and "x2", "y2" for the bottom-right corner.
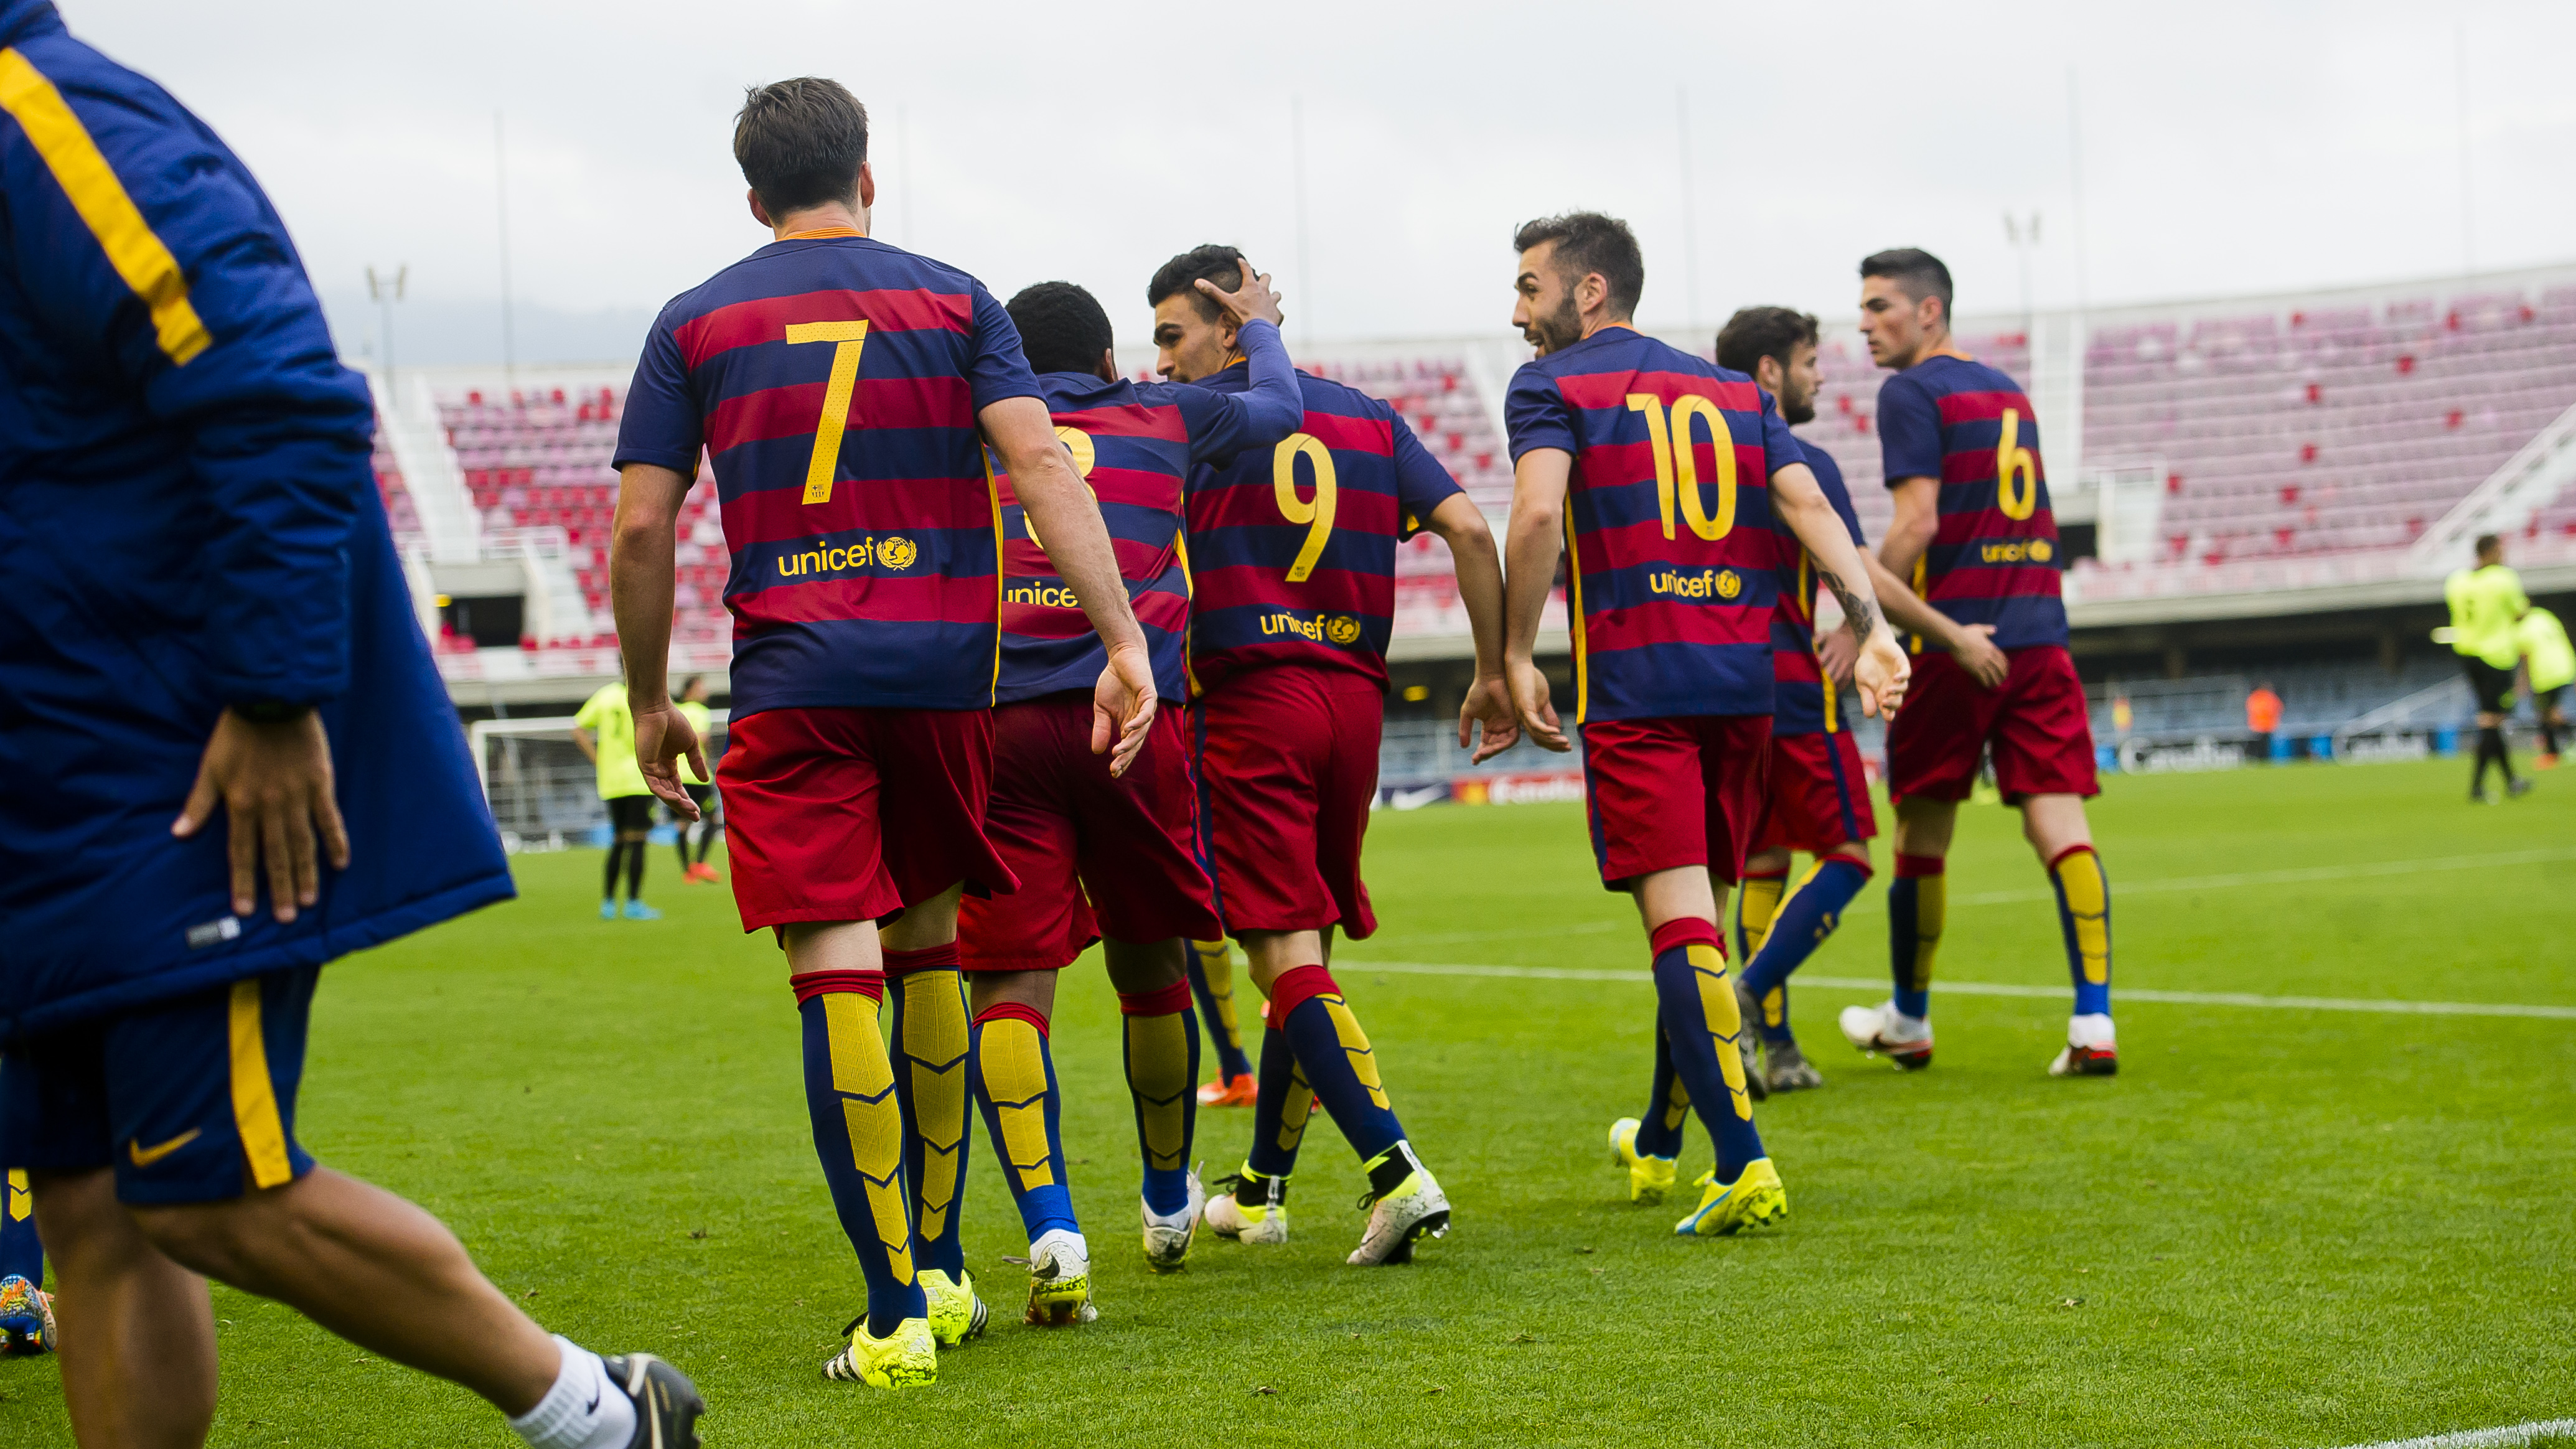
[
  {"x1": 0, "y1": 49, "x2": 212, "y2": 365},
  {"x1": 227, "y1": 981, "x2": 296, "y2": 1189}
]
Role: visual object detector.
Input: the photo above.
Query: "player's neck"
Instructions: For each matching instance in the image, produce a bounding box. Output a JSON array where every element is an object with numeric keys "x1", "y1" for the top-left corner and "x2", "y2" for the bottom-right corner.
[
  {"x1": 1900, "y1": 331, "x2": 1967, "y2": 368},
  {"x1": 1581, "y1": 314, "x2": 1636, "y2": 344},
  {"x1": 771, "y1": 200, "x2": 870, "y2": 241}
]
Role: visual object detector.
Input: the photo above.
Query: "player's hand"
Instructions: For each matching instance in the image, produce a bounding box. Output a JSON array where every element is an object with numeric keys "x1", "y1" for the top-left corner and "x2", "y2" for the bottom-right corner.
[
  {"x1": 172, "y1": 707, "x2": 352, "y2": 923},
  {"x1": 632, "y1": 702, "x2": 708, "y2": 820},
  {"x1": 1853, "y1": 627, "x2": 1912, "y2": 720},
  {"x1": 1459, "y1": 674, "x2": 1522, "y2": 764},
  {"x1": 1194, "y1": 259, "x2": 1285, "y2": 332},
  {"x1": 1091, "y1": 642, "x2": 1159, "y2": 778},
  {"x1": 1507, "y1": 658, "x2": 1570, "y2": 753},
  {"x1": 1952, "y1": 622, "x2": 2008, "y2": 690},
  {"x1": 1818, "y1": 629, "x2": 1859, "y2": 688}
]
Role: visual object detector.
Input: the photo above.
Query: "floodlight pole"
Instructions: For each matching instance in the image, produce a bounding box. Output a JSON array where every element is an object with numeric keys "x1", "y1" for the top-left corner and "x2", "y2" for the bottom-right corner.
[
  {"x1": 2003, "y1": 213, "x2": 2038, "y2": 347},
  {"x1": 365, "y1": 263, "x2": 407, "y2": 397},
  {"x1": 1292, "y1": 95, "x2": 1313, "y2": 350},
  {"x1": 495, "y1": 111, "x2": 516, "y2": 383},
  {"x1": 1677, "y1": 85, "x2": 1700, "y2": 332}
]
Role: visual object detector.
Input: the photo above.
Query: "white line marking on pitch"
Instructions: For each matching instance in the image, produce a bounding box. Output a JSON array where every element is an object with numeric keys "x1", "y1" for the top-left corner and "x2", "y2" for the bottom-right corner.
[
  {"x1": 1334, "y1": 960, "x2": 2576, "y2": 1021},
  {"x1": 2330, "y1": 1418, "x2": 2576, "y2": 1448}
]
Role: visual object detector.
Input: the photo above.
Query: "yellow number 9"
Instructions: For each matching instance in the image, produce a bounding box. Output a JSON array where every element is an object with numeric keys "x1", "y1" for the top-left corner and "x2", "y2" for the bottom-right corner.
[
  {"x1": 1997, "y1": 408, "x2": 2038, "y2": 521},
  {"x1": 1272, "y1": 433, "x2": 1337, "y2": 583}
]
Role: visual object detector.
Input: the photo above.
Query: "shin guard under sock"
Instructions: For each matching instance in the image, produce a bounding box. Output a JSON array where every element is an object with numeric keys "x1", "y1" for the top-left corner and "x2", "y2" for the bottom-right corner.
[
  {"x1": 1741, "y1": 856, "x2": 1874, "y2": 1013},
  {"x1": 2, "y1": 1170, "x2": 39, "y2": 1290},
  {"x1": 1242, "y1": 1016, "x2": 1311, "y2": 1186},
  {"x1": 1888, "y1": 853, "x2": 1946, "y2": 1020},
  {"x1": 886, "y1": 948, "x2": 971, "y2": 1278},
  {"x1": 792, "y1": 970, "x2": 925, "y2": 1336},
  {"x1": 2048, "y1": 845, "x2": 2113, "y2": 1017},
  {"x1": 1735, "y1": 870, "x2": 1793, "y2": 1046},
  {"x1": 1187, "y1": 939, "x2": 1255, "y2": 1082},
  {"x1": 1647, "y1": 919, "x2": 1766, "y2": 1182},
  {"x1": 1632, "y1": 1025, "x2": 1690, "y2": 1161},
  {"x1": 970, "y1": 1002, "x2": 1077, "y2": 1240},
  {"x1": 1268, "y1": 965, "x2": 1406, "y2": 1165},
  {"x1": 1118, "y1": 980, "x2": 1199, "y2": 1214}
]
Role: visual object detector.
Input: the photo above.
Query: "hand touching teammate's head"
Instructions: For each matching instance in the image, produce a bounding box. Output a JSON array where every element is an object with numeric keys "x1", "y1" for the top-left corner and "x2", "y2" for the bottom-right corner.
[
  {"x1": 1148, "y1": 245, "x2": 1251, "y2": 382},
  {"x1": 1510, "y1": 212, "x2": 1642, "y2": 355},
  {"x1": 734, "y1": 77, "x2": 873, "y2": 230},
  {"x1": 1717, "y1": 306, "x2": 1823, "y2": 424},
  {"x1": 1858, "y1": 247, "x2": 1953, "y2": 370}
]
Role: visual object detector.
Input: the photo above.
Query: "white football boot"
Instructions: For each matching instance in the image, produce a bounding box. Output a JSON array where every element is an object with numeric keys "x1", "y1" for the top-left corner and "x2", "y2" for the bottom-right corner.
[
  {"x1": 1838, "y1": 999, "x2": 1934, "y2": 1070},
  {"x1": 1142, "y1": 1167, "x2": 1209, "y2": 1272}
]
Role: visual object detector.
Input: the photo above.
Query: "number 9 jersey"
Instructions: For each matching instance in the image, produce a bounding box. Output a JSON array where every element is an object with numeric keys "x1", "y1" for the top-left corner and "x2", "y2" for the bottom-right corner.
[
  {"x1": 1504, "y1": 326, "x2": 1807, "y2": 724},
  {"x1": 1181, "y1": 367, "x2": 1464, "y2": 694},
  {"x1": 1873, "y1": 354, "x2": 2067, "y2": 651}
]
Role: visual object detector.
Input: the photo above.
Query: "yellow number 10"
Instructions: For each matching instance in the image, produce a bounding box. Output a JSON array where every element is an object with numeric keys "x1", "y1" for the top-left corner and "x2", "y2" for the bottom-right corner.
[
  {"x1": 1272, "y1": 433, "x2": 1337, "y2": 582},
  {"x1": 785, "y1": 319, "x2": 871, "y2": 504},
  {"x1": 1997, "y1": 407, "x2": 2039, "y2": 520},
  {"x1": 1625, "y1": 393, "x2": 1736, "y2": 542}
]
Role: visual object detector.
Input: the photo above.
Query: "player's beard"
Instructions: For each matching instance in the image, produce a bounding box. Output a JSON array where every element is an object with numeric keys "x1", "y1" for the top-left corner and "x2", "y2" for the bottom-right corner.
[
  {"x1": 1781, "y1": 391, "x2": 1816, "y2": 426},
  {"x1": 1524, "y1": 295, "x2": 1583, "y2": 354}
]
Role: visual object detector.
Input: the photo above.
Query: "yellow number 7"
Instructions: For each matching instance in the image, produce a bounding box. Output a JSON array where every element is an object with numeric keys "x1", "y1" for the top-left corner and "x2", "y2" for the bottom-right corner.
[
  {"x1": 1273, "y1": 433, "x2": 1337, "y2": 582},
  {"x1": 1625, "y1": 393, "x2": 1736, "y2": 541},
  {"x1": 785, "y1": 319, "x2": 871, "y2": 504}
]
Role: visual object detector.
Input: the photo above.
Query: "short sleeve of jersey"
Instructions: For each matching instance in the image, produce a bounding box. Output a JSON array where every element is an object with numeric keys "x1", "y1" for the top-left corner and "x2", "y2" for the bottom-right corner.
[
  {"x1": 573, "y1": 685, "x2": 615, "y2": 731},
  {"x1": 1875, "y1": 372, "x2": 1942, "y2": 487},
  {"x1": 1754, "y1": 387, "x2": 1806, "y2": 480},
  {"x1": 964, "y1": 282, "x2": 1044, "y2": 413},
  {"x1": 612, "y1": 312, "x2": 700, "y2": 473},
  {"x1": 1503, "y1": 362, "x2": 1578, "y2": 461},
  {"x1": 1391, "y1": 416, "x2": 1464, "y2": 540}
]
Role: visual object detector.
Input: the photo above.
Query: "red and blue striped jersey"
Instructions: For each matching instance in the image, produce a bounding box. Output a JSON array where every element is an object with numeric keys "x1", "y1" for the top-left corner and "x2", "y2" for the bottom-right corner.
[
  {"x1": 613, "y1": 234, "x2": 1041, "y2": 716},
  {"x1": 1875, "y1": 354, "x2": 2066, "y2": 649},
  {"x1": 1770, "y1": 439, "x2": 1866, "y2": 738},
  {"x1": 1505, "y1": 326, "x2": 1805, "y2": 723},
  {"x1": 991, "y1": 320, "x2": 1300, "y2": 706},
  {"x1": 1183, "y1": 367, "x2": 1463, "y2": 694}
]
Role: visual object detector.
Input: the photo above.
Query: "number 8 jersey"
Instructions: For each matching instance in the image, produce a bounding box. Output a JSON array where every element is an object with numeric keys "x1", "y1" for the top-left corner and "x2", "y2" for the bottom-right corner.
[
  {"x1": 1873, "y1": 353, "x2": 2067, "y2": 650},
  {"x1": 1182, "y1": 366, "x2": 1464, "y2": 694},
  {"x1": 1504, "y1": 326, "x2": 1806, "y2": 724}
]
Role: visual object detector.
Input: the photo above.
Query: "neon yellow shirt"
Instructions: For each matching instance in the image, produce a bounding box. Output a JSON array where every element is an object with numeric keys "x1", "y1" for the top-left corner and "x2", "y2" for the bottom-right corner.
[
  {"x1": 574, "y1": 683, "x2": 649, "y2": 800},
  {"x1": 2445, "y1": 564, "x2": 2528, "y2": 669},
  {"x1": 677, "y1": 699, "x2": 714, "y2": 785},
  {"x1": 2522, "y1": 607, "x2": 2574, "y2": 693}
]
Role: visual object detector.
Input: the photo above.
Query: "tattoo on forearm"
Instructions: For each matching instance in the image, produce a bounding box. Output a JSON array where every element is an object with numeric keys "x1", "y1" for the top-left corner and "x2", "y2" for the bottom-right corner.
[{"x1": 1818, "y1": 569, "x2": 1881, "y2": 644}]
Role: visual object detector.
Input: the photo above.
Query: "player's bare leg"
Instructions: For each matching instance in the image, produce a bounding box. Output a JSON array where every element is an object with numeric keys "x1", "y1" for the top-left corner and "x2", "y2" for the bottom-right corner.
[
  {"x1": 30, "y1": 1168, "x2": 217, "y2": 1449},
  {"x1": 1100, "y1": 939, "x2": 1206, "y2": 1270},
  {"x1": 1626, "y1": 868, "x2": 1783, "y2": 1235}
]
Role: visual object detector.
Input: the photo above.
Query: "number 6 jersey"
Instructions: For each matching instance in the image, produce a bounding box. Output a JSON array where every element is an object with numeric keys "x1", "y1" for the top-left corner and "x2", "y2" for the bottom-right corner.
[
  {"x1": 1182, "y1": 365, "x2": 1464, "y2": 694},
  {"x1": 1504, "y1": 326, "x2": 1806, "y2": 724},
  {"x1": 613, "y1": 232, "x2": 1042, "y2": 718},
  {"x1": 1873, "y1": 353, "x2": 2067, "y2": 651}
]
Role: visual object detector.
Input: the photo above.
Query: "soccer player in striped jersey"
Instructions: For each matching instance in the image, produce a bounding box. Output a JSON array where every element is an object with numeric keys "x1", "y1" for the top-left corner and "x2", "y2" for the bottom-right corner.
[
  {"x1": 1847, "y1": 248, "x2": 2117, "y2": 1078},
  {"x1": 1153, "y1": 243, "x2": 1517, "y2": 1266},
  {"x1": 1713, "y1": 307, "x2": 2008, "y2": 1097},
  {"x1": 612, "y1": 79, "x2": 1156, "y2": 1389},
  {"x1": 952, "y1": 268, "x2": 1299, "y2": 1316},
  {"x1": 1499, "y1": 214, "x2": 1908, "y2": 1236}
]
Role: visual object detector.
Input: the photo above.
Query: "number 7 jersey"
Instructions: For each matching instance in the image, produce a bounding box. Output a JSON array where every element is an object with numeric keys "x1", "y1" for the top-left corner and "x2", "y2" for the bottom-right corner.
[
  {"x1": 1504, "y1": 326, "x2": 1806, "y2": 724},
  {"x1": 1182, "y1": 365, "x2": 1464, "y2": 694}
]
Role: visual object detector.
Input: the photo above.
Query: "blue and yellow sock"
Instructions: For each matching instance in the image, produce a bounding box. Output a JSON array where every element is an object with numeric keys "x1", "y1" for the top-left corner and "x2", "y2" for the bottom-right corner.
[
  {"x1": 886, "y1": 947, "x2": 972, "y2": 1279},
  {"x1": 1888, "y1": 853, "x2": 1946, "y2": 1020},
  {"x1": 1187, "y1": 939, "x2": 1255, "y2": 1084},
  {"x1": 2049, "y1": 845, "x2": 2113, "y2": 1017},
  {"x1": 970, "y1": 1002, "x2": 1079, "y2": 1241},
  {"x1": 792, "y1": 969, "x2": 926, "y2": 1337},
  {"x1": 2, "y1": 1169, "x2": 39, "y2": 1292},
  {"x1": 1647, "y1": 918, "x2": 1765, "y2": 1182},
  {"x1": 1741, "y1": 856, "x2": 1874, "y2": 1043},
  {"x1": 1631, "y1": 1026, "x2": 1690, "y2": 1161},
  {"x1": 1240, "y1": 1011, "x2": 1313, "y2": 1200},
  {"x1": 1733, "y1": 868, "x2": 1792, "y2": 1045},
  {"x1": 1118, "y1": 979, "x2": 1199, "y2": 1215},
  {"x1": 1268, "y1": 965, "x2": 1406, "y2": 1165}
]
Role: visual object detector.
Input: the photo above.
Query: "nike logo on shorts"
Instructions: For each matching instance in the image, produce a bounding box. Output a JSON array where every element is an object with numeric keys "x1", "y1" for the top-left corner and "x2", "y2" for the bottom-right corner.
[{"x1": 128, "y1": 1129, "x2": 203, "y2": 1168}]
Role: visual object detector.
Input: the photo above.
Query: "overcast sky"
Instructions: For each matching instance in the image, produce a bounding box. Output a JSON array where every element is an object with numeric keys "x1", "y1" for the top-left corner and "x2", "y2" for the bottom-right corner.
[{"x1": 63, "y1": 0, "x2": 2576, "y2": 364}]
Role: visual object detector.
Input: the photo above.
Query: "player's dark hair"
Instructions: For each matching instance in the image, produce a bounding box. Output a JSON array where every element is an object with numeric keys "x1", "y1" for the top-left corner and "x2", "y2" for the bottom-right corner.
[
  {"x1": 734, "y1": 77, "x2": 869, "y2": 217},
  {"x1": 2475, "y1": 532, "x2": 2501, "y2": 556},
  {"x1": 681, "y1": 673, "x2": 703, "y2": 695},
  {"x1": 1715, "y1": 306, "x2": 1820, "y2": 380},
  {"x1": 1008, "y1": 282, "x2": 1116, "y2": 376},
  {"x1": 1147, "y1": 245, "x2": 1247, "y2": 323},
  {"x1": 1512, "y1": 212, "x2": 1644, "y2": 319},
  {"x1": 1860, "y1": 248, "x2": 1955, "y2": 322}
]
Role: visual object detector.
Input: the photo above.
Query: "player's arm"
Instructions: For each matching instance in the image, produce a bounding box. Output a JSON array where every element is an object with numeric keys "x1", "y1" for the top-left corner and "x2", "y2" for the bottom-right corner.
[
  {"x1": 1501, "y1": 448, "x2": 1574, "y2": 753},
  {"x1": 1178, "y1": 263, "x2": 1300, "y2": 460},
  {"x1": 569, "y1": 726, "x2": 599, "y2": 764},
  {"x1": 983, "y1": 395, "x2": 1157, "y2": 776},
  {"x1": 1421, "y1": 492, "x2": 1520, "y2": 762},
  {"x1": 1772, "y1": 461, "x2": 1909, "y2": 718},
  {"x1": 608, "y1": 462, "x2": 708, "y2": 817}
]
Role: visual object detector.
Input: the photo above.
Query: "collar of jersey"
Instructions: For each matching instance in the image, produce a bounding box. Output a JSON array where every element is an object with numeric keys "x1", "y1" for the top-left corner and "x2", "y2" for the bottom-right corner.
[
  {"x1": 780, "y1": 226, "x2": 866, "y2": 240},
  {"x1": 1914, "y1": 344, "x2": 1976, "y2": 365}
]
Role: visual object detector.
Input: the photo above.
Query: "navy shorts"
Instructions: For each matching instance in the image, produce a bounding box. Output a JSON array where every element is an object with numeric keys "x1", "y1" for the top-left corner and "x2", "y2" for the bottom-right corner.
[{"x1": 0, "y1": 967, "x2": 320, "y2": 1205}]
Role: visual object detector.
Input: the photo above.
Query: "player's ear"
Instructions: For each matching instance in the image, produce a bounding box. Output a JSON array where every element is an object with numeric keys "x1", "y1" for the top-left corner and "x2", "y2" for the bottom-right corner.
[
  {"x1": 856, "y1": 161, "x2": 876, "y2": 212},
  {"x1": 746, "y1": 187, "x2": 772, "y2": 228},
  {"x1": 1095, "y1": 347, "x2": 1117, "y2": 383}
]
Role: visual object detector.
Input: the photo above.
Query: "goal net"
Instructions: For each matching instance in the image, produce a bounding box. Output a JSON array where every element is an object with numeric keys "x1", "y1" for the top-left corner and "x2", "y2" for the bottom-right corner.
[{"x1": 468, "y1": 712, "x2": 729, "y2": 852}]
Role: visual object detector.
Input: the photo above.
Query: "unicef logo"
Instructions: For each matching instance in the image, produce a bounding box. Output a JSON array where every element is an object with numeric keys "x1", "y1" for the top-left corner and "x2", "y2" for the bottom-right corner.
[
  {"x1": 1715, "y1": 570, "x2": 1741, "y2": 599},
  {"x1": 878, "y1": 535, "x2": 919, "y2": 570},
  {"x1": 2030, "y1": 539, "x2": 2054, "y2": 563},
  {"x1": 1326, "y1": 614, "x2": 1364, "y2": 645}
]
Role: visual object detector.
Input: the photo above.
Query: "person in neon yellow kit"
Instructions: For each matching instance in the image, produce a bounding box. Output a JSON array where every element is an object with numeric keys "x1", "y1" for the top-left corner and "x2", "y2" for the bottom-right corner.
[
  {"x1": 572, "y1": 680, "x2": 660, "y2": 917},
  {"x1": 672, "y1": 675, "x2": 723, "y2": 883},
  {"x1": 2443, "y1": 533, "x2": 2531, "y2": 801},
  {"x1": 2520, "y1": 606, "x2": 2573, "y2": 769}
]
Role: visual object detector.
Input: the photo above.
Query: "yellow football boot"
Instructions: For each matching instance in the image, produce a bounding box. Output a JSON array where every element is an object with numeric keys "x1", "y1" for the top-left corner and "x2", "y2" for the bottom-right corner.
[
  {"x1": 1607, "y1": 1117, "x2": 1678, "y2": 1204},
  {"x1": 823, "y1": 1315, "x2": 937, "y2": 1389},
  {"x1": 1674, "y1": 1157, "x2": 1788, "y2": 1237},
  {"x1": 918, "y1": 1268, "x2": 989, "y2": 1347}
]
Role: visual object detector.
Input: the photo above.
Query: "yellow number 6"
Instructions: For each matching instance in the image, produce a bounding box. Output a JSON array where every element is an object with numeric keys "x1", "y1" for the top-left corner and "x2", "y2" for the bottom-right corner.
[
  {"x1": 1273, "y1": 433, "x2": 1337, "y2": 583},
  {"x1": 1997, "y1": 408, "x2": 2039, "y2": 521}
]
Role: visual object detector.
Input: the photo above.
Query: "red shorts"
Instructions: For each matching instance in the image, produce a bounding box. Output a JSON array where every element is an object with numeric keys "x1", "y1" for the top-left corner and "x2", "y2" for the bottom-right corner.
[
  {"x1": 1196, "y1": 664, "x2": 1382, "y2": 939},
  {"x1": 1758, "y1": 729, "x2": 1879, "y2": 855},
  {"x1": 719, "y1": 706, "x2": 1014, "y2": 931},
  {"x1": 957, "y1": 697, "x2": 1222, "y2": 972},
  {"x1": 1580, "y1": 714, "x2": 1771, "y2": 889},
  {"x1": 1885, "y1": 644, "x2": 2099, "y2": 804}
]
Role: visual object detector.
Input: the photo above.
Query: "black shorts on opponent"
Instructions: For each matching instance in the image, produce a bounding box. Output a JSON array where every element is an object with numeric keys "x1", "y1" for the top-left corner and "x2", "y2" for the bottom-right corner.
[
  {"x1": 1, "y1": 966, "x2": 319, "y2": 1205},
  {"x1": 2461, "y1": 657, "x2": 2517, "y2": 715}
]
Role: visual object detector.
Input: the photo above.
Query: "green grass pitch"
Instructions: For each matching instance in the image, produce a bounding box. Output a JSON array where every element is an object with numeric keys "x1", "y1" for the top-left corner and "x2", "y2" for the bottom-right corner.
[{"x1": 4, "y1": 757, "x2": 2572, "y2": 1447}]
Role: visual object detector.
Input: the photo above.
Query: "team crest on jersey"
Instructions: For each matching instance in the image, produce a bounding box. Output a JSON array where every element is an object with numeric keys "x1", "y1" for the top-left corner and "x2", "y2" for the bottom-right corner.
[
  {"x1": 1715, "y1": 570, "x2": 1742, "y2": 599},
  {"x1": 879, "y1": 535, "x2": 919, "y2": 570},
  {"x1": 1326, "y1": 614, "x2": 1364, "y2": 645}
]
